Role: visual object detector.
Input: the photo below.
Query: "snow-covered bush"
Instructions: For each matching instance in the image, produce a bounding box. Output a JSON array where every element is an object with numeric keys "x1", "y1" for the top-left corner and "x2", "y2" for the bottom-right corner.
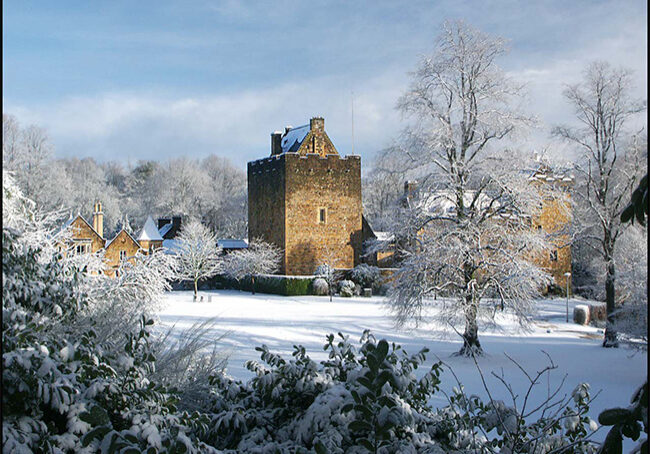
[
  {"x1": 198, "y1": 331, "x2": 599, "y2": 453},
  {"x1": 339, "y1": 280, "x2": 356, "y2": 297},
  {"x1": 312, "y1": 277, "x2": 329, "y2": 296},
  {"x1": 2, "y1": 173, "x2": 216, "y2": 453},
  {"x1": 349, "y1": 264, "x2": 382, "y2": 290},
  {"x1": 202, "y1": 331, "x2": 443, "y2": 452}
]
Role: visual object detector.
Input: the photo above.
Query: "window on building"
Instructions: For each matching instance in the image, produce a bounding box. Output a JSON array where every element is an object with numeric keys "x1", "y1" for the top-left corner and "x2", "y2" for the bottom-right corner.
[
  {"x1": 120, "y1": 250, "x2": 127, "y2": 261},
  {"x1": 319, "y1": 208, "x2": 327, "y2": 224},
  {"x1": 75, "y1": 243, "x2": 90, "y2": 255},
  {"x1": 550, "y1": 250, "x2": 558, "y2": 262}
]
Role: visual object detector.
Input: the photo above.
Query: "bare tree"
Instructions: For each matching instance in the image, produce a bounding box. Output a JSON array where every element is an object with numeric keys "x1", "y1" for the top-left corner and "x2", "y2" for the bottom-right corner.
[
  {"x1": 224, "y1": 239, "x2": 281, "y2": 295},
  {"x1": 363, "y1": 147, "x2": 411, "y2": 231},
  {"x1": 553, "y1": 61, "x2": 646, "y2": 347},
  {"x1": 388, "y1": 20, "x2": 550, "y2": 356},
  {"x1": 175, "y1": 220, "x2": 223, "y2": 299}
]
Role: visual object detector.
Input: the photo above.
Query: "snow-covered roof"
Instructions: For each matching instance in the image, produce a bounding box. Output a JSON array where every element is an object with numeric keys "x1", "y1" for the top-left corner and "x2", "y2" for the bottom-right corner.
[
  {"x1": 417, "y1": 189, "x2": 498, "y2": 216},
  {"x1": 159, "y1": 222, "x2": 173, "y2": 237},
  {"x1": 138, "y1": 216, "x2": 163, "y2": 241},
  {"x1": 374, "y1": 232, "x2": 395, "y2": 242},
  {"x1": 162, "y1": 239, "x2": 181, "y2": 255},
  {"x1": 218, "y1": 239, "x2": 248, "y2": 249},
  {"x1": 281, "y1": 124, "x2": 309, "y2": 153}
]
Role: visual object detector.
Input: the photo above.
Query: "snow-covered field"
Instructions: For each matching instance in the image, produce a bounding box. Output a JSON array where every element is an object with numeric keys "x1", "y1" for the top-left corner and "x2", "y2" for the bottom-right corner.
[{"x1": 157, "y1": 290, "x2": 646, "y2": 445}]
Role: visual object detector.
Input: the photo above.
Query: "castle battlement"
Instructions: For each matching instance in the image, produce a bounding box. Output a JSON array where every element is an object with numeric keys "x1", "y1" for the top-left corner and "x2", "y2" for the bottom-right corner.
[{"x1": 248, "y1": 152, "x2": 360, "y2": 175}]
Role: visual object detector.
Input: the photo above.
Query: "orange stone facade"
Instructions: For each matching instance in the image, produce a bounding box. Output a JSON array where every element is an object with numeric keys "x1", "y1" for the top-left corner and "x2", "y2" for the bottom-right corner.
[
  {"x1": 248, "y1": 117, "x2": 363, "y2": 275},
  {"x1": 59, "y1": 203, "x2": 163, "y2": 278},
  {"x1": 104, "y1": 230, "x2": 142, "y2": 277},
  {"x1": 529, "y1": 170, "x2": 574, "y2": 291}
]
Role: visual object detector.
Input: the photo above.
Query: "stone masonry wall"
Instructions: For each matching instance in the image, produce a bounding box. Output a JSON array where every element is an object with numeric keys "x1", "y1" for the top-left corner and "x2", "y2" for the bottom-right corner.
[
  {"x1": 69, "y1": 217, "x2": 105, "y2": 253},
  {"x1": 284, "y1": 153, "x2": 362, "y2": 275},
  {"x1": 533, "y1": 195, "x2": 572, "y2": 291},
  {"x1": 248, "y1": 155, "x2": 287, "y2": 272},
  {"x1": 104, "y1": 230, "x2": 142, "y2": 277}
]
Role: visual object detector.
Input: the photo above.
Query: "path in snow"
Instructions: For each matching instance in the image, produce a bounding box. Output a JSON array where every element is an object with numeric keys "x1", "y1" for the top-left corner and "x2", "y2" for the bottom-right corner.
[{"x1": 157, "y1": 290, "x2": 647, "y2": 446}]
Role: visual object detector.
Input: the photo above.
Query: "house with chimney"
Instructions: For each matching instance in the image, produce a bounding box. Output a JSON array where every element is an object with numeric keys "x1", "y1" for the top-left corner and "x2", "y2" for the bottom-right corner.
[{"x1": 58, "y1": 203, "x2": 167, "y2": 277}]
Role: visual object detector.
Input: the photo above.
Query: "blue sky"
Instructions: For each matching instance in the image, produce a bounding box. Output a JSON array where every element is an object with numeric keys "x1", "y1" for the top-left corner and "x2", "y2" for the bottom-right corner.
[{"x1": 3, "y1": 0, "x2": 647, "y2": 168}]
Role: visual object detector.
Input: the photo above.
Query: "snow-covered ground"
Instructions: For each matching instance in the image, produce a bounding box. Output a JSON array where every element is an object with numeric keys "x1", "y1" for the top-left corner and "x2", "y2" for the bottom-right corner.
[{"x1": 157, "y1": 290, "x2": 647, "y2": 445}]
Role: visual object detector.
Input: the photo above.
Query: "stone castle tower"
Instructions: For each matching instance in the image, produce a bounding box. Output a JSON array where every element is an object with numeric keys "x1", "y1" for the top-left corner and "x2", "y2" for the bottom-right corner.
[{"x1": 248, "y1": 117, "x2": 362, "y2": 275}]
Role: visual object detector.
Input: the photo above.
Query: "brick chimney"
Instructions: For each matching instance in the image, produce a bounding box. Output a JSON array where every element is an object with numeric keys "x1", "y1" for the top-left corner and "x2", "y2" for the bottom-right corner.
[
  {"x1": 171, "y1": 216, "x2": 182, "y2": 237},
  {"x1": 271, "y1": 131, "x2": 283, "y2": 155},
  {"x1": 310, "y1": 116, "x2": 324, "y2": 131},
  {"x1": 92, "y1": 201, "x2": 104, "y2": 238}
]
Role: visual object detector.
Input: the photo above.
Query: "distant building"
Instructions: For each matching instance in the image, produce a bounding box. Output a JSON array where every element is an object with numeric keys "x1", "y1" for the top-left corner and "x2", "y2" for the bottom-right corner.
[
  {"x1": 378, "y1": 163, "x2": 574, "y2": 291},
  {"x1": 248, "y1": 117, "x2": 367, "y2": 275},
  {"x1": 58, "y1": 204, "x2": 166, "y2": 277},
  {"x1": 528, "y1": 163, "x2": 574, "y2": 291}
]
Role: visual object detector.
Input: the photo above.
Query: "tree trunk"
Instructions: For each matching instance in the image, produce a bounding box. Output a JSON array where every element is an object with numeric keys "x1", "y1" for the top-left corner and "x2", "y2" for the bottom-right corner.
[
  {"x1": 251, "y1": 275, "x2": 256, "y2": 295},
  {"x1": 193, "y1": 279, "x2": 198, "y2": 301},
  {"x1": 603, "y1": 258, "x2": 619, "y2": 348},
  {"x1": 457, "y1": 293, "x2": 483, "y2": 356}
]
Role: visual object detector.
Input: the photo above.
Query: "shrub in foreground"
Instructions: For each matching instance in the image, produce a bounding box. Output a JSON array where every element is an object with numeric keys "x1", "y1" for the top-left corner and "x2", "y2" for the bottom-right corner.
[{"x1": 202, "y1": 332, "x2": 600, "y2": 453}]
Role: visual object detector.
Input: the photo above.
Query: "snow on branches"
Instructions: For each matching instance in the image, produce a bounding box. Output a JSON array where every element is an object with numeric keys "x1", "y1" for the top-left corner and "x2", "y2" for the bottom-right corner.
[
  {"x1": 387, "y1": 21, "x2": 553, "y2": 355},
  {"x1": 174, "y1": 219, "x2": 223, "y2": 299},
  {"x1": 224, "y1": 238, "x2": 281, "y2": 294}
]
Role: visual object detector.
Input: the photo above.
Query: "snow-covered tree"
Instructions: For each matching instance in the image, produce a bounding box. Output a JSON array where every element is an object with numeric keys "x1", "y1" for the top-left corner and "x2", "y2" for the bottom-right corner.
[
  {"x1": 224, "y1": 239, "x2": 281, "y2": 295},
  {"x1": 2, "y1": 172, "x2": 215, "y2": 453},
  {"x1": 387, "y1": 21, "x2": 550, "y2": 356},
  {"x1": 315, "y1": 249, "x2": 345, "y2": 301},
  {"x1": 175, "y1": 220, "x2": 223, "y2": 299},
  {"x1": 553, "y1": 61, "x2": 647, "y2": 347}
]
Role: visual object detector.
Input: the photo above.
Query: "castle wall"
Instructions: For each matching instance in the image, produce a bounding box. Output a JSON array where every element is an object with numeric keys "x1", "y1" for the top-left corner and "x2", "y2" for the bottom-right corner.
[
  {"x1": 248, "y1": 155, "x2": 287, "y2": 272},
  {"x1": 284, "y1": 153, "x2": 362, "y2": 275}
]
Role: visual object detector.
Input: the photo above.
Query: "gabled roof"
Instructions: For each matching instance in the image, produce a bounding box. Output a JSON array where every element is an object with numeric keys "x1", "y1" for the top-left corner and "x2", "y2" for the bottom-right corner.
[
  {"x1": 106, "y1": 228, "x2": 141, "y2": 249},
  {"x1": 159, "y1": 222, "x2": 174, "y2": 237},
  {"x1": 59, "y1": 213, "x2": 105, "y2": 243},
  {"x1": 281, "y1": 124, "x2": 309, "y2": 153},
  {"x1": 137, "y1": 216, "x2": 163, "y2": 241}
]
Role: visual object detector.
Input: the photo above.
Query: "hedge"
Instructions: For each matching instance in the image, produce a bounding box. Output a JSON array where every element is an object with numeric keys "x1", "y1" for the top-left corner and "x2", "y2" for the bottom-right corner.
[{"x1": 203, "y1": 274, "x2": 316, "y2": 296}]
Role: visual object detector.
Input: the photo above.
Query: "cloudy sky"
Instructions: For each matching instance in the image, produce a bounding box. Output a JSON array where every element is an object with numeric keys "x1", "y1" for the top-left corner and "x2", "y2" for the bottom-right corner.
[{"x1": 3, "y1": 0, "x2": 647, "y2": 169}]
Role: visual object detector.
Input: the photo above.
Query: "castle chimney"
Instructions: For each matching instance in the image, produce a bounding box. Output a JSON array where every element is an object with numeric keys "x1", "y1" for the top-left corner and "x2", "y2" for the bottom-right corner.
[
  {"x1": 92, "y1": 201, "x2": 104, "y2": 238},
  {"x1": 271, "y1": 131, "x2": 283, "y2": 155},
  {"x1": 310, "y1": 117, "x2": 324, "y2": 131}
]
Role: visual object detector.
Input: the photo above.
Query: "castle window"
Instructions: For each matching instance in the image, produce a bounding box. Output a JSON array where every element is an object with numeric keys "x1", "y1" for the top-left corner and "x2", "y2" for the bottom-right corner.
[
  {"x1": 550, "y1": 250, "x2": 558, "y2": 262},
  {"x1": 318, "y1": 208, "x2": 327, "y2": 224},
  {"x1": 120, "y1": 250, "x2": 127, "y2": 261}
]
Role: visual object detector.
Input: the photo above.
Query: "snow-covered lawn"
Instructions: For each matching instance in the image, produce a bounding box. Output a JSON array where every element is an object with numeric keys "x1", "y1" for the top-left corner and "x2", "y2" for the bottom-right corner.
[{"x1": 157, "y1": 290, "x2": 646, "y2": 445}]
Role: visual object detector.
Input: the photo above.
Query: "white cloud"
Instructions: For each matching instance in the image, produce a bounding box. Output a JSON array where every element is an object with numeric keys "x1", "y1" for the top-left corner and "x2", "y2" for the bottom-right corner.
[{"x1": 3, "y1": 71, "x2": 407, "y2": 167}]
